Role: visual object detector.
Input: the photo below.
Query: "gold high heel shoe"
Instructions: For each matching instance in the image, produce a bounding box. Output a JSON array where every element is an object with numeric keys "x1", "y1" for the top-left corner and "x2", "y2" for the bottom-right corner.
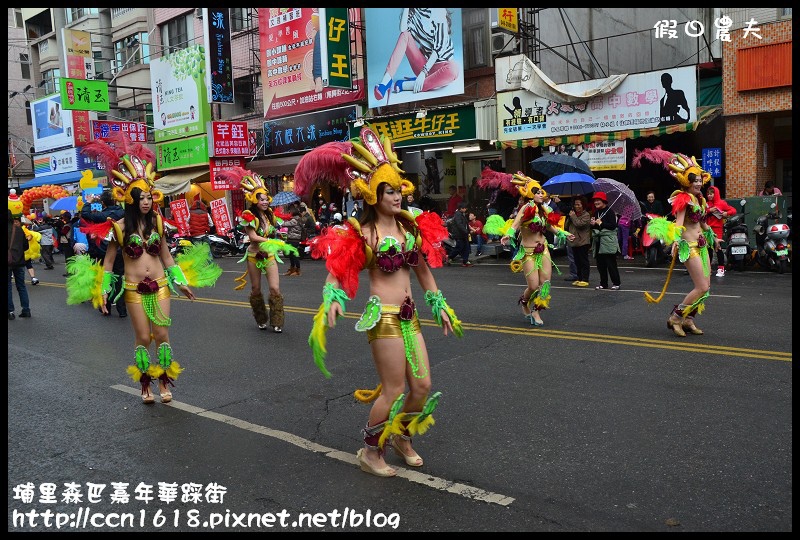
[
  {"x1": 391, "y1": 437, "x2": 423, "y2": 467},
  {"x1": 356, "y1": 448, "x2": 396, "y2": 477},
  {"x1": 142, "y1": 389, "x2": 155, "y2": 404},
  {"x1": 682, "y1": 317, "x2": 704, "y2": 335}
]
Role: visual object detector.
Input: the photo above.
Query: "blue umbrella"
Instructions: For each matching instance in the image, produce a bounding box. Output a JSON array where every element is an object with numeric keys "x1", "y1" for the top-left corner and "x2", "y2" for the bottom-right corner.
[
  {"x1": 541, "y1": 172, "x2": 596, "y2": 196},
  {"x1": 49, "y1": 196, "x2": 80, "y2": 213},
  {"x1": 270, "y1": 191, "x2": 300, "y2": 207}
]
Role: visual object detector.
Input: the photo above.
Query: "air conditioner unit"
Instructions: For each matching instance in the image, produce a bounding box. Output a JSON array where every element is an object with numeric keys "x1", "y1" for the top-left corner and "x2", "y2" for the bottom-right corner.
[{"x1": 491, "y1": 31, "x2": 519, "y2": 56}]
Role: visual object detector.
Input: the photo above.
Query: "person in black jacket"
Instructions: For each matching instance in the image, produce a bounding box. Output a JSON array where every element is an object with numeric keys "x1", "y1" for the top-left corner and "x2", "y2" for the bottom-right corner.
[
  {"x1": 8, "y1": 208, "x2": 31, "y2": 319},
  {"x1": 81, "y1": 191, "x2": 127, "y2": 317},
  {"x1": 448, "y1": 200, "x2": 472, "y2": 267}
]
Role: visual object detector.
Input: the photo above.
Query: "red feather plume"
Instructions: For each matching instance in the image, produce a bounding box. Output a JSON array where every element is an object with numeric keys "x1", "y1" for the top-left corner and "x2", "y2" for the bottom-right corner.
[
  {"x1": 215, "y1": 166, "x2": 249, "y2": 188},
  {"x1": 310, "y1": 223, "x2": 365, "y2": 298},
  {"x1": 547, "y1": 211, "x2": 562, "y2": 226},
  {"x1": 79, "y1": 218, "x2": 114, "y2": 247},
  {"x1": 414, "y1": 211, "x2": 449, "y2": 268},
  {"x1": 478, "y1": 167, "x2": 517, "y2": 195},
  {"x1": 82, "y1": 131, "x2": 155, "y2": 171},
  {"x1": 294, "y1": 142, "x2": 353, "y2": 198}
]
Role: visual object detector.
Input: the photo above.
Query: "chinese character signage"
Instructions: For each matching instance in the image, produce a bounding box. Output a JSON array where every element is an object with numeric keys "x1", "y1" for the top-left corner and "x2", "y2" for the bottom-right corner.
[
  {"x1": 32, "y1": 148, "x2": 97, "y2": 177},
  {"x1": 264, "y1": 106, "x2": 356, "y2": 155},
  {"x1": 169, "y1": 198, "x2": 191, "y2": 236},
  {"x1": 210, "y1": 198, "x2": 233, "y2": 237},
  {"x1": 321, "y1": 8, "x2": 352, "y2": 90},
  {"x1": 59, "y1": 78, "x2": 109, "y2": 112},
  {"x1": 495, "y1": 9, "x2": 518, "y2": 33},
  {"x1": 150, "y1": 45, "x2": 212, "y2": 143},
  {"x1": 211, "y1": 121, "x2": 250, "y2": 156},
  {"x1": 496, "y1": 66, "x2": 697, "y2": 142},
  {"x1": 702, "y1": 147, "x2": 723, "y2": 178},
  {"x1": 365, "y1": 9, "x2": 464, "y2": 108},
  {"x1": 203, "y1": 8, "x2": 234, "y2": 104},
  {"x1": 156, "y1": 135, "x2": 210, "y2": 171},
  {"x1": 352, "y1": 106, "x2": 476, "y2": 148},
  {"x1": 92, "y1": 120, "x2": 148, "y2": 143},
  {"x1": 259, "y1": 8, "x2": 365, "y2": 119},
  {"x1": 62, "y1": 28, "x2": 94, "y2": 80},
  {"x1": 210, "y1": 158, "x2": 247, "y2": 190}
]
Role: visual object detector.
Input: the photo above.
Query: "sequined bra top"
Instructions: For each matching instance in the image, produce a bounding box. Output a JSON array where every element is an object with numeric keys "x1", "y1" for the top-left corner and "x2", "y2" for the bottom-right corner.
[
  {"x1": 374, "y1": 224, "x2": 419, "y2": 273},
  {"x1": 124, "y1": 231, "x2": 162, "y2": 259},
  {"x1": 521, "y1": 203, "x2": 548, "y2": 234}
]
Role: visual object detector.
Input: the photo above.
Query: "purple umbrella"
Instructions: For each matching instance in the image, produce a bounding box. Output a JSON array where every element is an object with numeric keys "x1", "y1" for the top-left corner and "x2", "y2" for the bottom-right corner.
[{"x1": 592, "y1": 178, "x2": 642, "y2": 222}]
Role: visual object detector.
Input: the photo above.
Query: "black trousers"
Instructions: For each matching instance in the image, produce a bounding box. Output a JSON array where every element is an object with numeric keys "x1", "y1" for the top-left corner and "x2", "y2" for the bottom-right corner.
[
  {"x1": 595, "y1": 253, "x2": 620, "y2": 287},
  {"x1": 573, "y1": 245, "x2": 591, "y2": 282}
]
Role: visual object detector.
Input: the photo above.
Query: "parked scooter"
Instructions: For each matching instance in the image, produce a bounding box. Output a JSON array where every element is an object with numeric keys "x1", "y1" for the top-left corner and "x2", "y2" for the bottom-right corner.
[
  {"x1": 724, "y1": 199, "x2": 751, "y2": 272},
  {"x1": 640, "y1": 213, "x2": 669, "y2": 268},
  {"x1": 205, "y1": 228, "x2": 249, "y2": 259},
  {"x1": 753, "y1": 202, "x2": 791, "y2": 274},
  {"x1": 166, "y1": 229, "x2": 194, "y2": 257}
]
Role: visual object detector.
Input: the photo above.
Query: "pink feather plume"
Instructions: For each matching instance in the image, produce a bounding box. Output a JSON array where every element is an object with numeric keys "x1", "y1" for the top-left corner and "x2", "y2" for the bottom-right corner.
[
  {"x1": 631, "y1": 146, "x2": 675, "y2": 170},
  {"x1": 293, "y1": 141, "x2": 353, "y2": 197},
  {"x1": 478, "y1": 167, "x2": 517, "y2": 195}
]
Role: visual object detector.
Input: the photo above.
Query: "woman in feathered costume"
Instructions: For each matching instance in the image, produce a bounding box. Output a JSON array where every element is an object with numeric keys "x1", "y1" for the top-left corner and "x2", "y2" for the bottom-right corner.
[
  {"x1": 481, "y1": 169, "x2": 574, "y2": 326},
  {"x1": 295, "y1": 125, "x2": 463, "y2": 478},
  {"x1": 216, "y1": 167, "x2": 296, "y2": 333},
  {"x1": 632, "y1": 147, "x2": 718, "y2": 337},
  {"x1": 68, "y1": 133, "x2": 223, "y2": 404}
]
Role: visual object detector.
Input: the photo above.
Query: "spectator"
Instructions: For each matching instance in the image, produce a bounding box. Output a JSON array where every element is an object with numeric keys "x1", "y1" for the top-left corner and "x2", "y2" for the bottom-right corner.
[
  {"x1": 57, "y1": 211, "x2": 75, "y2": 274},
  {"x1": 445, "y1": 185, "x2": 462, "y2": 217},
  {"x1": 706, "y1": 185, "x2": 737, "y2": 277},
  {"x1": 21, "y1": 217, "x2": 42, "y2": 285},
  {"x1": 8, "y1": 209, "x2": 31, "y2": 320},
  {"x1": 590, "y1": 192, "x2": 621, "y2": 290},
  {"x1": 31, "y1": 214, "x2": 55, "y2": 270},
  {"x1": 758, "y1": 181, "x2": 782, "y2": 196},
  {"x1": 187, "y1": 198, "x2": 211, "y2": 237},
  {"x1": 282, "y1": 206, "x2": 304, "y2": 276},
  {"x1": 468, "y1": 212, "x2": 487, "y2": 256},
  {"x1": 447, "y1": 200, "x2": 472, "y2": 267},
  {"x1": 565, "y1": 196, "x2": 592, "y2": 287},
  {"x1": 618, "y1": 212, "x2": 634, "y2": 260},
  {"x1": 640, "y1": 190, "x2": 667, "y2": 217}
]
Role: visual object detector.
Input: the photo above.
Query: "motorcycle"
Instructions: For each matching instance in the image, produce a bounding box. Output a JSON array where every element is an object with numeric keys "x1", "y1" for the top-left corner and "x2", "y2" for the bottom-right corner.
[
  {"x1": 166, "y1": 229, "x2": 194, "y2": 257},
  {"x1": 205, "y1": 228, "x2": 249, "y2": 259},
  {"x1": 724, "y1": 199, "x2": 751, "y2": 272},
  {"x1": 753, "y1": 202, "x2": 791, "y2": 274},
  {"x1": 640, "y1": 213, "x2": 669, "y2": 268}
]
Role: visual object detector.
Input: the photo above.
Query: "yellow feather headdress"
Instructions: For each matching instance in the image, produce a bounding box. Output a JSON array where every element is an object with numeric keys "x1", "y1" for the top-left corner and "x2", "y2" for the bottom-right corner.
[{"x1": 511, "y1": 172, "x2": 547, "y2": 200}]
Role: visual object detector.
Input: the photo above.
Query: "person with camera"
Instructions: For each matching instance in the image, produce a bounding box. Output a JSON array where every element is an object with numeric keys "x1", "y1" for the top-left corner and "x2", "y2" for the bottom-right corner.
[{"x1": 31, "y1": 214, "x2": 56, "y2": 270}]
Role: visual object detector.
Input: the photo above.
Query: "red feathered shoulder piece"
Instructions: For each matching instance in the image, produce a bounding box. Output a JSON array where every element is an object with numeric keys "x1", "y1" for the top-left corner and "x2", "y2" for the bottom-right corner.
[
  {"x1": 310, "y1": 223, "x2": 366, "y2": 298},
  {"x1": 79, "y1": 218, "x2": 114, "y2": 247},
  {"x1": 521, "y1": 204, "x2": 537, "y2": 222},
  {"x1": 670, "y1": 191, "x2": 693, "y2": 216},
  {"x1": 413, "y1": 211, "x2": 449, "y2": 268},
  {"x1": 547, "y1": 210, "x2": 562, "y2": 226}
]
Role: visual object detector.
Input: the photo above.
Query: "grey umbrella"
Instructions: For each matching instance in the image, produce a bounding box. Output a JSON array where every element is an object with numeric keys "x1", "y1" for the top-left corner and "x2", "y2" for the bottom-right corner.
[
  {"x1": 592, "y1": 178, "x2": 643, "y2": 221},
  {"x1": 270, "y1": 191, "x2": 301, "y2": 207}
]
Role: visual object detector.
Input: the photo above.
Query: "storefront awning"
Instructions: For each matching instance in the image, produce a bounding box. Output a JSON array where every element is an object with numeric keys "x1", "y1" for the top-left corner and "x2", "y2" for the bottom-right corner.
[
  {"x1": 19, "y1": 169, "x2": 102, "y2": 189},
  {"x1": 495, "y1": 105, "x2": 722, "y2": 149},
  {"x1": 155, "y1": 167, "x2": 210, "y2": 196}
]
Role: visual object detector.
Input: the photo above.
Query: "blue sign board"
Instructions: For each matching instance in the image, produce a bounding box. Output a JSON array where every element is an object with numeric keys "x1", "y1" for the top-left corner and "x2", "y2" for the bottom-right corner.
[
  {"x1": 263, "y1": 106, "x2": 356, "y2": 155},
  {"x1": 702, "y1": 147, "x2": 722, "y2": 178}
]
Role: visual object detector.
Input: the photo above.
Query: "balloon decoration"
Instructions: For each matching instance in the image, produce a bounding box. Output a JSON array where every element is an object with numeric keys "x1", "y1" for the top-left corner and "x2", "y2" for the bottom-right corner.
[
  {"x1": 19, "y1": 185, "x2": 72, "y2": 213},
  {"x1": 78, "y1": 170, "x2": 98, "y2": 190}
]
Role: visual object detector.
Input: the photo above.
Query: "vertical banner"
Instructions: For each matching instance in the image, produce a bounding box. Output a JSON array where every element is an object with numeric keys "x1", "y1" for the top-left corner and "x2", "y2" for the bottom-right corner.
[
  {"x1": 321, "y1": 8, "x2": 352, "y2": 90},
  {"x1": 169, "y1": 198, "x2": 191, "y2": 236},
  {"x1": 204, "y1": 8, "x2": 234, "y2": 104},
  {"x1": 210, "y1": 157, "x2": 246, "y2": 190},
  {"x1": 365, "y1": 8, "x2": 464, "y2": 108},
  {"x1": 62, "y1": 28, "x2": 93, "y2": 80},
  {"x1": 210, "y1": 198, "x2": 233, "y2": 237},
  {"x1": 150, "y1": 45, "x2": 212, "y2": 143}
]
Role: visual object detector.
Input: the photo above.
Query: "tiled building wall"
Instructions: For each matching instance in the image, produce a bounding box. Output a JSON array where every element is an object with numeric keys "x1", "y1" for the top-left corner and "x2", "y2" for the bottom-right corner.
[{"x1": 722, "y1": 19, "x2": 792, "y2": 198}]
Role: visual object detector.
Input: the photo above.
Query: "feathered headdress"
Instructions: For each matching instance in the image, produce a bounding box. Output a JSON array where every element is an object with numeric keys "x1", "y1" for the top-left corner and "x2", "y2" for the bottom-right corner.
[
  {"x1": 632, "y1": 146, "x2": 710, "y2": 189},
  {"x1": 294, "y1": 126, "x2": 414, "y2": 206},
  {"x1": 81, "y1": 132, "x2": 162, "y2": 205},
  {"x1": 216, "y1": 166, "x2": 271, "y2": 205},
  {"x1": 511, "y1": 172, "x2": 547, "y2": 200}
]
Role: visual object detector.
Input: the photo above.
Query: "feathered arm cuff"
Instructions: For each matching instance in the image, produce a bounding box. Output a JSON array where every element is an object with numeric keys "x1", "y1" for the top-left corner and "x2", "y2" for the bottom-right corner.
[
  {"x1": 414, "y1": 211, "x2": 449, "y2": 268},
  {"x1": 424, "y1": 289, "x2": 463, "y2": 337},
  {"x1": 173, "y1": 242, "x2": 223, "y2": 289},
  {"x1": 703, "y1": 227, "x2": 716, "y2": 247},
  {"x1": 311, "y1": 223, "x2": 366, "y2": 299},
  {"x1": 308, "y1": 282, "x2": 351, "y2": 378},
  {"x1": 65, "y1": 254, "x2": 105, "y2": 308}
]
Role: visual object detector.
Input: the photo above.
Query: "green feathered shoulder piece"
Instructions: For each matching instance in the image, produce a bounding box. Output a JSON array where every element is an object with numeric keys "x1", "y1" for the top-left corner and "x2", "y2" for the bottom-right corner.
[
  {"x1": 484, "y1": 214, "x2": 513, "y2": 237},
  {"x1": 645, "y1": 217, "x2": 683, "y2": 245},
  {"x1": 174, "y1": 242, "x2": 223, "y2": 288}
]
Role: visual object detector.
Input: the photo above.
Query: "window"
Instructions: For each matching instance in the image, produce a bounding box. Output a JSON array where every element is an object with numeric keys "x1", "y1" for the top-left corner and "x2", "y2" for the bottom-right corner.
[
  {"x1": 113, "y1": 33, "x2": 150, "y2": 74},
  {"x1": 14, "y1": 8, "x2": 23, "y2": 28},
  {"x1": 20, "y1": 53, "x2": 31, "y2": 80},
  {"x1": 41, "y1": 69, "x2": 60, "y2": 95},
  {"x1": 230, "y1": 75, "x2": 256, "y2": 116},
  {"x1": 230, "y1": 8, "x2": 252, "y2": 32},
  {"x1": 463, "y1": 9, "x2": 490, "y2": 69},
  {"x1": 66, "y1": 8, "x2": 98, "y2": 24},
  {"x1": 161, "y1": 14, "x2": 193, "y2": 54}
]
